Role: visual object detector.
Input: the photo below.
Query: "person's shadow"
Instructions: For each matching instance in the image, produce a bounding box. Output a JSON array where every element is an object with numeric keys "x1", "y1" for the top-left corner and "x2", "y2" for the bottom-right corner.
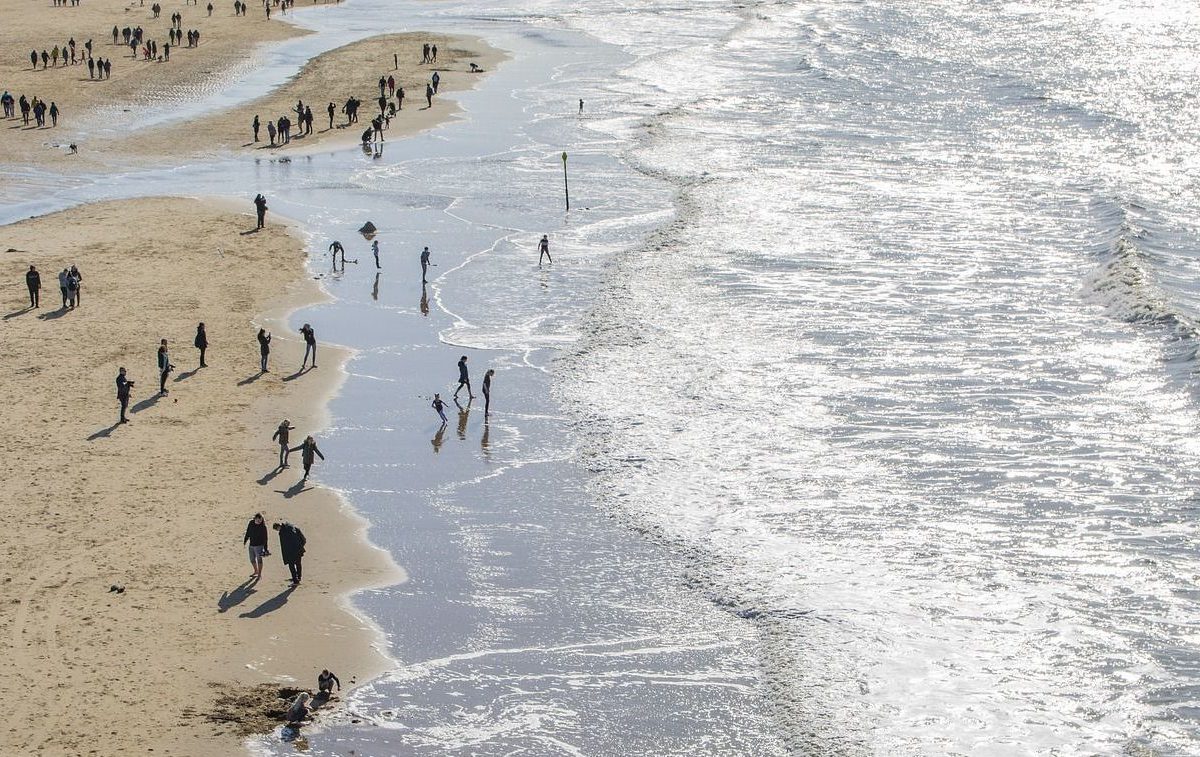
[
  {"x1": 238, "y1": 584, "x2": 294, "y2": 618},
  {"x1": 87, "y1": 422, "x2": 120, "y2": 441},
  {"x1": 174, "y1": 368, "x2": 199, "y2": 382},
  {"x1": 278, "y1": 479, "x2": 310, "y2": 498},
  {"x1": 3, "y1": 306, "x2": 33, "y2": 320},
  {"x1": 130, "y1": 393, "x2": 162, "y2": 414},
  {"x1": 257, "y1": 466, "x2": 284, "y2": 486},
  {"x1": 283, "y1": 366, "x2": 311, "y2": 382},
  {"x1": 237, "y1": 372, "x2": 263, "y2": 386},
  {"x1": 37, "y1": 308, "x2": 70, "y2": 321},
  {"x1": 218, "y1": 576, "x2": 259, "y2": 613}
]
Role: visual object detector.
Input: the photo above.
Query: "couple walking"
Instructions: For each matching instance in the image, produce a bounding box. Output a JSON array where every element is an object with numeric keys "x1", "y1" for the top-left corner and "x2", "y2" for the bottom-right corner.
[{"x1": 244, "y1": 513, "x2": 307, "y2": 585}]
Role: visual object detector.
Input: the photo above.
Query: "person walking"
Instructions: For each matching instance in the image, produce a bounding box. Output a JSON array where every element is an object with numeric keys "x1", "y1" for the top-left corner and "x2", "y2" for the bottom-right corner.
[
  {"x1": 454, "y1": 355, "x2": 474, "y2": 400},
  {"x1": 371, "y1": 239, "x2": 380, "y2": 269},
  {"x1": 431, "y1": 393, "x2": 448, "y2": 425},
  {"x1": 482, "y1": 368, "x2": 495, "y2": 417},
  {"x1": 420, "y1": 245, "x2": 431, "y2": 282},
  {"x1": 272, "y1": 521, "x2": 306, "y2": 585},
  {"x1": 431, "y1": 71, "x2": 440, "y2": 94},
  {"x1": 300, "y1": 323, "x2": 317, "y2": 369},
  {"x1": 290, "y1": 435, "x2": 324, "y2": 481},
  {"x1": 25, "y1": 265, "x2": 40, "y2": 308},
  {"x1": 272, "y1": 419, "x2": 295, "y2": 468},
  {"x1": 157, "y1": 338, "x2": 173, "y2": 395},
  {"x1": 253, "y1": 193, "x2": 268, "y2": 229},
  {"x1": 194, "y1": 322, "x2": 208, "y2": 367},
  {"x1": 257, "y1": 328, "x2": 271, "y2": 372},
  {"x1": 538, "y1": 234, "x2": 551, "y2": 265},
  {"x1": 116, "y1": 367, "x2": 134, "y2": 424},
  {"x1": 243, "y1": 512, "x2": 268, "y2": 579}
]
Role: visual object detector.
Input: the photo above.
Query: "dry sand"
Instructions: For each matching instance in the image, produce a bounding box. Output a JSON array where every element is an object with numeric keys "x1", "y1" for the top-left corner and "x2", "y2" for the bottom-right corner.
[
  {"x1": 0, "y1": 0, "x2": 308, "y2": 164},
  {"x1": 0, "y1": 197, "x2": 402, "y2": 756},
  {"x1": 127, "y1": 32, "x2": 506, "y2": 158}
]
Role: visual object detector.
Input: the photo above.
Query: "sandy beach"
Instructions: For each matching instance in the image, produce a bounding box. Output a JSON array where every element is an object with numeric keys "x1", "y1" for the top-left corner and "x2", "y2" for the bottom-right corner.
[
  {"x1": 0, "y1": 0, "x2": 308, "y2": 165},
  {"x1": 0, "y1": 197, "x2": 401, "y2": 756},
  {"x1": 127, "y1": 32, "x2": 506, "y2": 158}
]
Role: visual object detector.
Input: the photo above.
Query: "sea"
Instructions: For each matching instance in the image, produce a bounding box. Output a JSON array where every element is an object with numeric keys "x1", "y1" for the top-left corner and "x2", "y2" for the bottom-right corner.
[{"x1": 4, "y1": 0, "x2": 1200, "y2": 754}]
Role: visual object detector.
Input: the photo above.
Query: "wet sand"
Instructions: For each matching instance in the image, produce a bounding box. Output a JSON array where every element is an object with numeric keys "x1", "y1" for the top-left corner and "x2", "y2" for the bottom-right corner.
[{"x1": 0, "y1": 197, "x2": 401, "y2": 756}]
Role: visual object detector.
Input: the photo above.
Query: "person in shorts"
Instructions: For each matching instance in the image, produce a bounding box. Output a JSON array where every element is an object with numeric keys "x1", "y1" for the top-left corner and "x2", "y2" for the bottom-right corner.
[{"x1": 244, "y1": 512, "x2": 269, "y2": 579}]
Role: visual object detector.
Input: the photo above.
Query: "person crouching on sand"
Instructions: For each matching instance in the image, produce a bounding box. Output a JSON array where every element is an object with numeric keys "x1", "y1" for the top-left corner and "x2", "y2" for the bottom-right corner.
[
  {"x1": 286, "y1": 692, "x2": 310, "y2": 722},
  {"x1": 318, "y1": 669, "x2": 340, "y2": 696},
  {"x1": 290, "y1": 435, "x2": 324, "y2": 481}
]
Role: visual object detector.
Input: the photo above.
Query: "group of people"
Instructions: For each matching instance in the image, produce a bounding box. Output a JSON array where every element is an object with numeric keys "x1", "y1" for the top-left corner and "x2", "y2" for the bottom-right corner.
[
  {"x1": 3, "y1": 93, "x2": 61, "y2": 127},
  {"x1": 252, "y1": 99, "x2": 315, "y2": 146},
  {"x1": 22, "y1": 264, "x2": 83, "y2": 309},
  {"x1": 30, "y1": 37, "x2": 95, "y2": 68}
]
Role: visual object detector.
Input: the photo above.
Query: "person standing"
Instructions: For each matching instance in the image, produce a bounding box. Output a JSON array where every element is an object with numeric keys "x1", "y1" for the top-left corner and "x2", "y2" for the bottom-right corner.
[
  {"x1": 482, "y1": 368, "x2": 494, "y2": 417},
  {"x1": 116, "y1": 367, "x2": 134, "y2": 424},
  {"x1": 243, "y1": 513, "x2": 268, "y2": 579},
  {"x1": 252, "y1": 114, "x2": 260, "y2": 142},
  {"x1": 25, "y1": 265, "x2": 40, "y2": 308},
  {"x1": 290, "y1": 435, "x2": 324, "y2": 481},
  {"x1": 425, "y1": 83, "x2": 433, "y2": 108},
  {"x1": 327, "y1": 101, "x2": 335, "y2": 130},
  {"x1": 538, "y1": 234, "x2": 551, "y2": 265},
  {"x1": 58, "y1": 268, "x2": 69, "y2": 308},
  {"x1": 420, "y1": 245, "x2": 431, "y2": 282},
  {"x1": 194, "y1": 322, "x2": 208, "y2": 367},
  {"x1": 69, "y1": 265, "x2": 82, "y2": 307},
  {"x1": 454, "y1": 355, "x2": 473, "y2": 400},
  {"x1": 300, "y1": 323, "x2": 317, "y2": 369},
  {"x1": 272, "y1": 419, "x2": 295, "y2": 468},
  {"x1": 272, "y1": 521, "x2": 306, "y2": 585},
  {"x1": 371, "y1": 239, "x2": 380, "y2": 269},
  {"x1": 253, "y1": 193, "x2": 268, "y2": 229},
  {"x1": 157, "y1": 338, "x2": 173, "y2": 395},
  {"x1": 431, "y1": 71, "x2": 440, "y2": 94},
  {"x1": 257, "y1": 328, "x2": 271, "y2": 373}
]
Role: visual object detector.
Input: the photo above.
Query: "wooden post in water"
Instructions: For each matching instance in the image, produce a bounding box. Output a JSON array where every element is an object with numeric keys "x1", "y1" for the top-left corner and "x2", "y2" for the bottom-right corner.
[{"x1": 561, "y1": 151, "x2": 570, "y2": 212}]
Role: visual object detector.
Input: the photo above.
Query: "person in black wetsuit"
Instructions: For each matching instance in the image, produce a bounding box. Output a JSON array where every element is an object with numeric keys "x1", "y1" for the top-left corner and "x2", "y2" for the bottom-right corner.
[
  {"x1": 453, "y1": 355, "x2": 473, "y2": 400},
  {"x1": 420, "y1": 245, "x2": 431, "y2": 282},
  {"x1": 25, "y1": 265, "x2": 40, "y2": 308},
  {"x1": 328, "y1": 241, "x2": 345, "y2": 267},
  {"x1": 318, "y1": 669, "x2": 341, "y2": 695},
  {"x1": 116, "y1": 367, "x2": 134, "y2": 424},
  {"x1": 538, "y1": 234, "x2": 551, "y2": 265}
]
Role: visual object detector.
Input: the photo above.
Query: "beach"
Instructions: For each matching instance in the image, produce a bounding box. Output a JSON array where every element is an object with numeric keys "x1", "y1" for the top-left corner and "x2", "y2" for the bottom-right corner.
[{"x1": 0, "y1": 197, "x2": 400, "y2": 755}]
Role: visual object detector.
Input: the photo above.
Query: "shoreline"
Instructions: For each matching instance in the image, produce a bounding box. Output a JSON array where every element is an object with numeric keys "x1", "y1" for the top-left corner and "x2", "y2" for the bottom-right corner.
[{"x1": 0, "y1": 196, "x2": 404, "y2": 756}]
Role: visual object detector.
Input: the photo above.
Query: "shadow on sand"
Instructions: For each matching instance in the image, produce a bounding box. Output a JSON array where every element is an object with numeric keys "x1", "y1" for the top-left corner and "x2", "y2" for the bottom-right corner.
[
  {"x1": 218, "y1": 577, "x2": 259, "y2": 613},
  {"x1": 86, "y1": 422, "x2": 121, "y2": 441},
  {"x1": 238, "y1": 585, "x2": 295, "y2": 619}
]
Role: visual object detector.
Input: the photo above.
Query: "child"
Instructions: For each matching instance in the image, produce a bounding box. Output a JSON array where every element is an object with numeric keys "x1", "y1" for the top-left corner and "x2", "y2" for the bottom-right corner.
[{"x1": 432, "y1": 393, "x2": 448, "y2": 425}]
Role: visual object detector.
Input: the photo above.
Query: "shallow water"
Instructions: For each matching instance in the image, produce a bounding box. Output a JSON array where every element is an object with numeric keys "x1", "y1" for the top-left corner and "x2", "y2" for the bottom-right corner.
[{"x1": 6, "y1": 0, "x2": 1200, "y2": 754}]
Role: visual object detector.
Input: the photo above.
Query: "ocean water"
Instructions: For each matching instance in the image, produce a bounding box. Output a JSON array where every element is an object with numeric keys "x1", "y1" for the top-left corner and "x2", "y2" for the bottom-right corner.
[{"x1": 6, "y1": 0, "x2": 1200, "y2": 754}]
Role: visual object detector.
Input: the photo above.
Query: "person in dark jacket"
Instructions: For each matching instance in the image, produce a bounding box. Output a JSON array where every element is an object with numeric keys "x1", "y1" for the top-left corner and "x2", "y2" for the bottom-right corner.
[
  {"x1": 257, "y1": 328, "x2": 271, "y2": 373},
  {"x1": 25, "y1": 265, "x2": 40, "y2": 308},
  {"x1": 300, "y1": 323, "x2": 317, "y2": 369},
  {"x1": 453, "y1": 355, "x2": 473, "y2": 400},
  {"x1": 243, "y1": 512, "x2": 268, "y2": 579},
  {"x1": 272, "y1": 521, "x2": 306, "y2": 584},
  {"x1": 253, "y1": 193, "x2": 268, "y2": 229},
  {"x1": 157, "y1": 339, "x2": 173, "y2": 395},
  {"x1": 290, "y1": 435, "x2": 324, "y2": 481},
  {"x1": 318, "y1": 669, "x2": 340, "y2": 695},
  {"x1": 116, "y1": 367, "x2": 134, "y2": 424},
  {"x1": 194, "y1": 322, "x2": 208, "y2": 368},
  {"x1": 69, "y1": 265, "x2": 82, "y2": 307},
  {"x1": 482, "y1": 368, "x2": 494, "y2": 418},
  {"x1": 272, "y1": 419, "x2": 295, "y2": 468}
]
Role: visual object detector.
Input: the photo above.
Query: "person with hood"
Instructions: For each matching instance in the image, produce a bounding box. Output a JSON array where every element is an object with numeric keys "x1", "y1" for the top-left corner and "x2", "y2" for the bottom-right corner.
[
  {"x1": 290, "y1": 435, "x2": 324, "y2": 481},
  {"x1": 194, "y1": 322, "x2": 208, "y2": 367},
  {"x1": 272, "y1": 419, "x2": 295, "y2": 468},
  {"x1": 25, "y1": 265, "x2": 40, "y2": 308},
  {"x1": 68, "y1": 265, "x2": 82, "y2": 307},
  {"x1": 453, "y1": 355, "x2": 473, "y2": 400},
  {"x1": 257, "y1": 328, "x2": 271, "y2": 373},
  {"x1": 243, "y1": 512, "x2": 268, "y2": 579},
  {"x1": 273, "y1": 521, "x2": 307, "y2": 584},
  {"x1": 57, "y1": 268, "x2": 69, "y2": 308}
]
